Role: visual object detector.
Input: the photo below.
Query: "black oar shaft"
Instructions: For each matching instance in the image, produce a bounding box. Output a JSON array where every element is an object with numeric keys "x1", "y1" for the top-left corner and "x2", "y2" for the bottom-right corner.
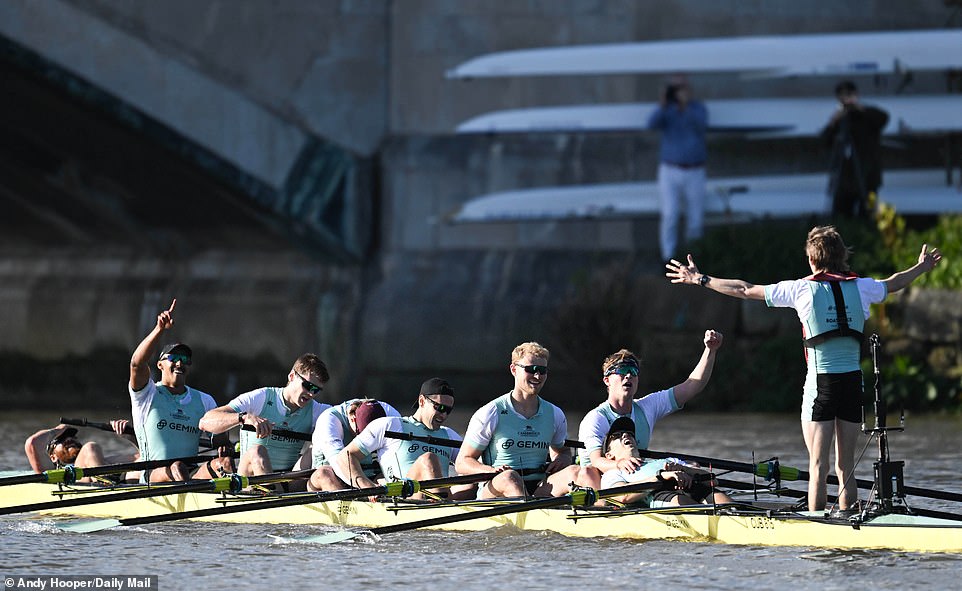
[
  {"x1": 369, "y1": 480, "x2": 664, "y2": 535},
  {"x1": 61, "y1": 417, "x2": 135, "y2": 435},
  {"x1": 240, "y1": 424, "x2": 311, "y2": 441},
  {"x1": 109, "y1": 472, "x2": 496, "y2": 528},
  {"x1": 0, "y1": 453, "x2": 232, "y2": 487},
  {"x1": 0, "y1": 469, "x2": 315, "y2": 516},
  {"x1": 62, "y1": 417, "x2": 234, "y2": 450},
  {"x1": 60, "y1": 417, "x2": 134, "y2": 435},
  {"x1": 385, "y1": 431, "x2": 584, "y2": 450},
  {"x1": 383, "y1": 433, "x2": 962, "y2": 504},
  {"x1": 371, "y1": 496, "x2": 570, "y2": 535}
]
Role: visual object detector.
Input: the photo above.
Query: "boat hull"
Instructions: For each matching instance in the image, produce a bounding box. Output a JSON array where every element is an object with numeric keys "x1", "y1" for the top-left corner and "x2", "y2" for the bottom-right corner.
[{"x1": 4, "y1": 482, "x2": 962, "y2": 553}]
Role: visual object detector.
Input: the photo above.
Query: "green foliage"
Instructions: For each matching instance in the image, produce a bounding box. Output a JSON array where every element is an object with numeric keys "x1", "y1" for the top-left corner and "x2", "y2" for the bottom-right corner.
[
  {"x1": 547, "y1": 263, "x2": 648, "y2": 396},
  {"x1": 687, "y1": 216, "x2": 894, "y2": 284},
  {"x1": 862, "y1": 354, "x2": 962, "y2": 413},
  {"x1": 700, "y1": 335, "x2": 806, "y2": 412},
  {"x1": 892, "y1": 214, "x2": 962, "y2": 289}
]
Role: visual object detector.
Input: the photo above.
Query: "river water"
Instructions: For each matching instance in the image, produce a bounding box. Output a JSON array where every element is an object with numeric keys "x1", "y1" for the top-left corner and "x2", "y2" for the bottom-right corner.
[{"x1": 2, "y1": 409, "x2": 960, "y2": 590}]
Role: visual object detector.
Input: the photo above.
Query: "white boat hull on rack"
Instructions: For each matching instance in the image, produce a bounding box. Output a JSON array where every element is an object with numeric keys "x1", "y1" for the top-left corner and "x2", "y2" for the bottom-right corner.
[
  {"x1": 448, "y1": 169, "x2": 961, "y2": 223},
  {"x1": 446, "y1": 30, "x2": 962, "y2": 79}
]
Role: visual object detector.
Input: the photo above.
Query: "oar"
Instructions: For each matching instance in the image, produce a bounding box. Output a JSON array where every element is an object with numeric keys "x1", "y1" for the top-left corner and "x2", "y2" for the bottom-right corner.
[
  {"x1": 239, "y1": 425, "x2": 311, "y2": 441},
  {"x1": 384, "y1": 431, "x2": 803, "y2": 482},
  {"x1": 57, "y1": 472, "x2": 497, "y2": 533},
  {"x1": 61, "y1": 416, "x2": 234, "y2": 449},
  {"x1": 290, "y1": 479, "x2": 670, "y2": 544},
  {"x1": 385, "y1": 430, "x2": 585, "y2": 450},
  {"x1": 61, "y1": 417, "x2": 135, "y2": 435},
  {"x1": 0, "y1": 452, "x2": 235, "y2": 487},
  {"x1": 386, "y1": 433, "x2": 962, "y2": 504},
  {"x1": 0, "y1": 468, "x2": 314, "y2": 517}
]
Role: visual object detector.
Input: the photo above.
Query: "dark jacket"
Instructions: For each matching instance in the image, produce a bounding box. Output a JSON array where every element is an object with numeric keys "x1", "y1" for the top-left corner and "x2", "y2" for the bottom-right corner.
[{"x1": 820, "y1": 105, "x2": 889, "y2": 196}]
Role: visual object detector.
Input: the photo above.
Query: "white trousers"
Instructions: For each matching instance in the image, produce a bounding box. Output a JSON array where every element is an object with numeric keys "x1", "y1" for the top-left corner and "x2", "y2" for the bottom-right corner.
[{"x1": 657, "y1": 163, "x2": 706, "y2": 261}]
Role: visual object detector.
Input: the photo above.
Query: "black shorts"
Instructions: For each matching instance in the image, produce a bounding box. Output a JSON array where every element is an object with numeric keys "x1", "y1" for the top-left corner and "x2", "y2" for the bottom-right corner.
[
  {"x1": 650, "y1": 482, "x2": 713, "y2": 505},
  {"x1": 812, "y1": 370, "x2": 863, "y2": 422},
  {"x1": 523, "y1": 478, "x2": 542, "y2": 496}
]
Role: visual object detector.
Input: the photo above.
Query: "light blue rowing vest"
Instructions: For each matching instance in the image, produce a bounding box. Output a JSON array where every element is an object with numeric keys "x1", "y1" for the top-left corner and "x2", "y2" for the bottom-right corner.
[
  {"x1": 136, "y1": 385, "x2": 206, "y2": 461},
  {"x1": 237, "y1": 388, "x2": 313, "y2": 470},
  {"x1": 596, "y1": 402, "x2": 656, "y2": 451},
  {"x1": 801, "y1": 275, "x2": 865, "y2": 373},
  {"x1": 481, "y1": 394, "x2": 556, "y2": 482},
  {"x1": 381, "y1": 417, "x2": 456, "y2": 480}
]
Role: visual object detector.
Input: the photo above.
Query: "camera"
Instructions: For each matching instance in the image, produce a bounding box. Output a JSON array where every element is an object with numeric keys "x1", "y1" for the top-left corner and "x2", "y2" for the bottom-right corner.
[{"x1": 665, "y1": 84, "x2": 680, "y2": 104}]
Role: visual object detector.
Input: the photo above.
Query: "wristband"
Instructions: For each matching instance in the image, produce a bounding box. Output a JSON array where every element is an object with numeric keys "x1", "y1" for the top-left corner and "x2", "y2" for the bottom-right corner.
[{"x1": 237, "y1": 411, "x2": 247, "y2": 425}]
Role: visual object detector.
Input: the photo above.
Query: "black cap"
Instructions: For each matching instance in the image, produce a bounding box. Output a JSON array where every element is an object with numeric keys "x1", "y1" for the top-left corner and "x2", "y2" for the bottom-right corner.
[
  {"x1": 158, "y1": 343, "x2": 192, "y2": 360},
  {"x1": 46, "y1": 427, "x2": 79, "y2": 455},
  {"x1": 603, "y1": 417, "x2": 636, "y2": 453},
  {"x1": 419, "y1": 377, "x2": 454, "y2": 398}
]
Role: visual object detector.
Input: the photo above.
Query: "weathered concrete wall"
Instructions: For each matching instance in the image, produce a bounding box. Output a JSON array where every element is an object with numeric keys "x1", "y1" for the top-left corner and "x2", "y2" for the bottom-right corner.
[
  {"x1": 0, "y1": 252, "x2": 363, "y2": 409},
  {"x1": 62, "y1": 0, "x2": 389, "y2": 156}
]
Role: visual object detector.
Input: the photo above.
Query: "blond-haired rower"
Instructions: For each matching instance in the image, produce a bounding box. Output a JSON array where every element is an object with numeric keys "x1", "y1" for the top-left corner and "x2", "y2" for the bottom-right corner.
[{"x1": 456, "y1": 342, "x2": 601, "y2": 499}]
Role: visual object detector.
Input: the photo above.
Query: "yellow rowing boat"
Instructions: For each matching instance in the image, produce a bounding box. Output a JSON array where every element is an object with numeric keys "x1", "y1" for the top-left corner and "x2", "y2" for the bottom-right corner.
[{"x1": 3, "y1": 479, "x2": 961, "y2": 553}]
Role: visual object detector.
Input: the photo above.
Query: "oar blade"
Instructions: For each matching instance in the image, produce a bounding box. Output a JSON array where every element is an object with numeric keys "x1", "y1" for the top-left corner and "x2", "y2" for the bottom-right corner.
[
  {"x1": 56, "y1": 518, "x2": 123, "y2": 533},
  {"x1": 271, "y1": 530, "x2": 366, "y2": 544}
]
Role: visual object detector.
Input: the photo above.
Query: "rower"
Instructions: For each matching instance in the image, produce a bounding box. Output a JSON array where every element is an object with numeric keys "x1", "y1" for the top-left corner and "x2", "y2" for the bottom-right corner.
[
  {"x1": 455, "y1": 341, "x2": 601, "y2": 499},
  {"x1": 24, "y1": 422, "x2": 139, "y2": 481},
  {"x1": 128, "y1": 299, "x2": 230, "y2": 483},
  {"x1": 599, "y1": 417, "x2": 733, "y2": 507},
  {"x1": 578, "y1": 330, "x2": 723, "y2": 472},
  {"x1": 333, "y1": 378, "x2": 474, "y2": 500},
  {"x1": 308, "y1": 398, "x2": 400, "y2": 491},
  {"x1": 199, "y1": 354, "x2": 331, "y2": 489}
]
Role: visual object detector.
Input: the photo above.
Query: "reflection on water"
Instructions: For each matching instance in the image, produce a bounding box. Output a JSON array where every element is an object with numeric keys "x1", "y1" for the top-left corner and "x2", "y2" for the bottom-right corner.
[{"x1": 2, "y1": 410, "x2": 961, "y2": 588}]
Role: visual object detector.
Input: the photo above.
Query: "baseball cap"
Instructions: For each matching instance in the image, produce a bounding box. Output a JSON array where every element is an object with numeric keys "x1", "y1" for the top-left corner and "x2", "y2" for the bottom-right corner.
[
  {"x1": 603, "y1": 417, "x2": 636, "y2": 453},
  {"x1": 419, "y1": 377, "x2": 454, "y2": 398},
  {"x1": 46, "y1": 427, "x2": 79, "y2": 455},
  {"x1": 353, "y1": 400, "x2": 386, "y2": 433},
  {"x1": 158, "y1": 343, "x2": 192, "y2": 360}
]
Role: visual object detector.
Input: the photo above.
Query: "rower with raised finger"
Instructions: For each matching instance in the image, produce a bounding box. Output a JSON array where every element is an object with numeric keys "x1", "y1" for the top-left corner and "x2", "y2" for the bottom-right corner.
[
  {"x1": 456, "y1": 341, "x2": 601, "y2": 499},
  {"x1": 333, "y1": 378, "x2": 474, "y2": 500},
  {"x1": 200, "y1": 354, "x2": 330, "y2": 489},
  {"x1": 578, "y1": 330, "x2": 723, "y2": 473},
  {"x1": 128, "y1": 299, "x2": 228, "y2": 482}
]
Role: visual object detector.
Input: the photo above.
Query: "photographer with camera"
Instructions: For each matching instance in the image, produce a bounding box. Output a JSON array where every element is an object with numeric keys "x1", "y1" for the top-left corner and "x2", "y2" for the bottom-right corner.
[
  {"x1": 820, "y1": 80, "x2": 889, "y2": 219},
  {"x1": 647, "y1": 76, "x2": 708, "y2": 264}
]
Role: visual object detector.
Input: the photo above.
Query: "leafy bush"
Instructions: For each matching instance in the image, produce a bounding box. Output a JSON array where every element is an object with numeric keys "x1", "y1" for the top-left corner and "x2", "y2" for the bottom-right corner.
[
  {"x1": 892, "y1": 214, "x2": 962, "y2": 289},
  {"x1": 862, "y1": 354, "x2": 962, "y2": 412},
  {"x1": 687, "y1": 216, "x2": 894, "y2": 284}
]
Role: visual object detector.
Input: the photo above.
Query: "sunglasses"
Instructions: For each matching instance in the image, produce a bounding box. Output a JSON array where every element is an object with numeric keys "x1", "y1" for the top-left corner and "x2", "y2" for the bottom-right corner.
[
  {"x1": 162, "y1": 353, "x2": 192, "y2": 366},
  {"x1": 296, "y1": 372, "x2": 323, "y2": 397},
  {"x1": 605, "y1": 364, "x2": 639, "y2": 377},
  {"x1": 425, "y1": 397, "x2": 454, "y2": 415},
  {"x1": 515, "y1": 364, "x2": 549, "y2": 376}
]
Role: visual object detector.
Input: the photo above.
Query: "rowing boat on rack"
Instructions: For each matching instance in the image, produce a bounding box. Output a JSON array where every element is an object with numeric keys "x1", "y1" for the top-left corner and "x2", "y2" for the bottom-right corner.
[{"x1": 2, "y1": 478, "x2": 961, "y2": 553}]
